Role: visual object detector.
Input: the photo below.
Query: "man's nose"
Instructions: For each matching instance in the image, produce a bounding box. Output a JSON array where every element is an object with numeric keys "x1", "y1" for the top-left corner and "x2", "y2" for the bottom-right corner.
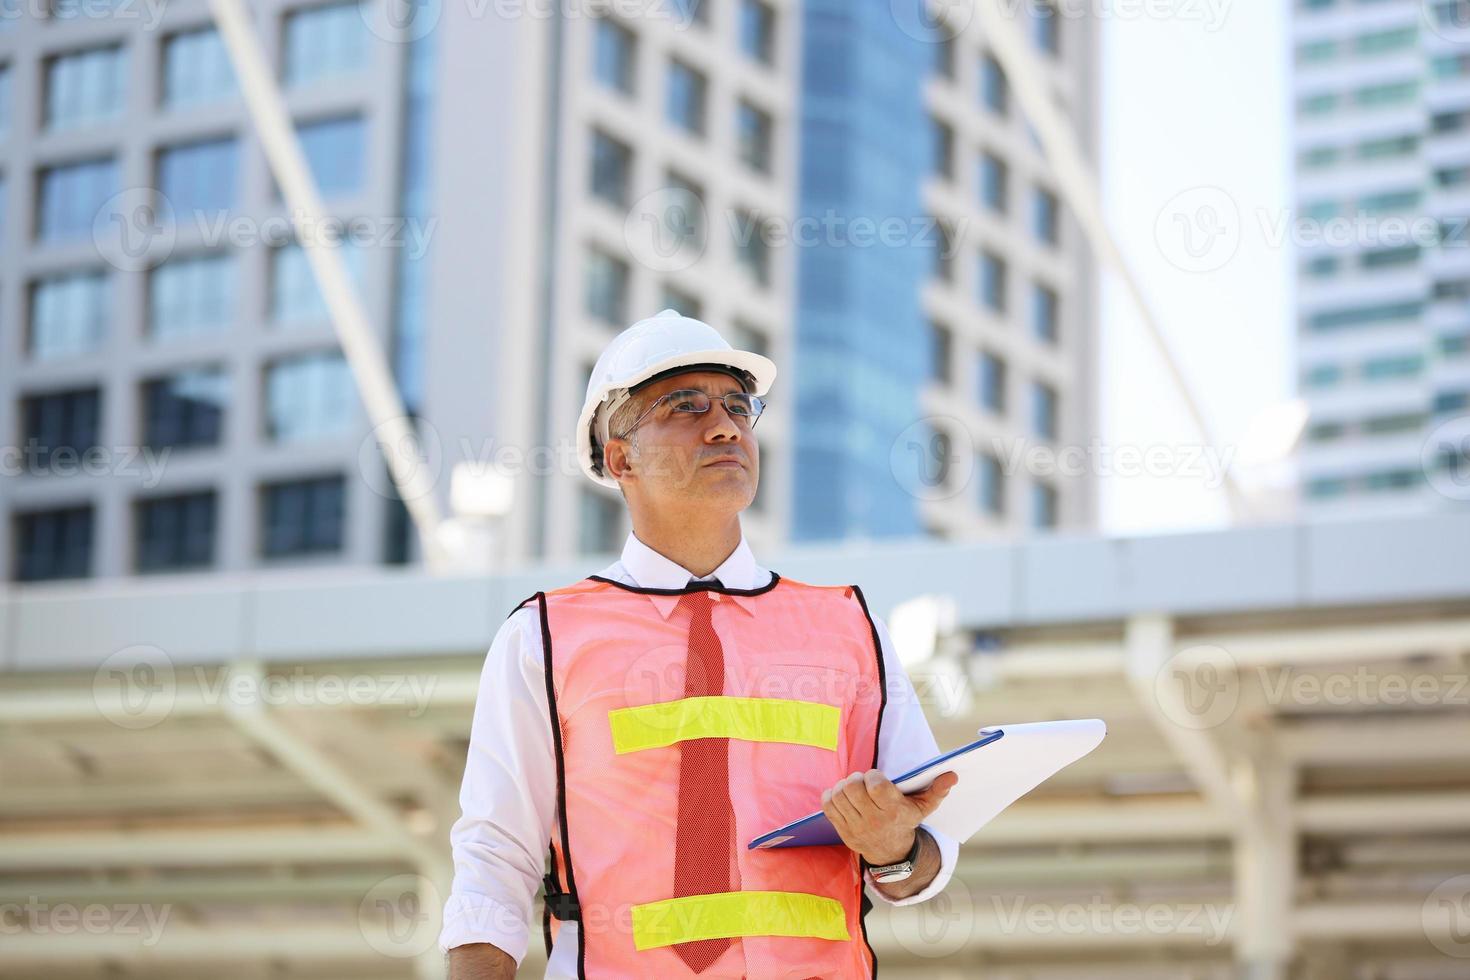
[{"x1": 703, "y1": 400, "x2": 744, "y2": 441}]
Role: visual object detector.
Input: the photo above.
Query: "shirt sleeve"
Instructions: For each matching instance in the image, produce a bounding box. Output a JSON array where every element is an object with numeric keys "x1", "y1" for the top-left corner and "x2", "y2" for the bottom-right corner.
[
  {"x1": 439, "y1": 603, "x2": 559, "y2": 962},
  {"x1": 863, "y1": 613, "x2": 960, "y2": 907}
]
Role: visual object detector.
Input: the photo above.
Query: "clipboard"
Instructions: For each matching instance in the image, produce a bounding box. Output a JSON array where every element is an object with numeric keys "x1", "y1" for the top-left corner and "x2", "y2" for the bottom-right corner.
[{"x1": 747, "y1": 718, "x2": 1106, "y2": 849}]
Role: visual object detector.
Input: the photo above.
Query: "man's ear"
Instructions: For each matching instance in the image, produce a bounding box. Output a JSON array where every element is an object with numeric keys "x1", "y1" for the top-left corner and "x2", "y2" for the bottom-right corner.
[{"x1": 603, "y1": 438, "x2": 632, "y2": 481}]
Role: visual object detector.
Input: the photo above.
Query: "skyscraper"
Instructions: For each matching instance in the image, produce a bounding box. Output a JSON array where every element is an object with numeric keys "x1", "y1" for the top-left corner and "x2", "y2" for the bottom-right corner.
[
  {"x1": 1293, "y1": 0, "x2": 1470, "y2": 515},
  {"x1": 0, "y1": 0, "x2": 1098, "y2": 582}
]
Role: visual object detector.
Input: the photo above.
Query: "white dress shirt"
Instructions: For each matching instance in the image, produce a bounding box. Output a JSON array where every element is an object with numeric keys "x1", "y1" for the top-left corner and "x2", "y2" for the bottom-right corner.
[{"x1": 440, "y1": 530, "x2": 958, "y2": 974}]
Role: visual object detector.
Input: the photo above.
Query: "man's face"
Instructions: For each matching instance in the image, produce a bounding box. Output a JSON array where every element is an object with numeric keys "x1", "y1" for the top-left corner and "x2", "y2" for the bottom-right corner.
[{"x1": 605, "y1": 370, "x2": 760, "y2": 513}]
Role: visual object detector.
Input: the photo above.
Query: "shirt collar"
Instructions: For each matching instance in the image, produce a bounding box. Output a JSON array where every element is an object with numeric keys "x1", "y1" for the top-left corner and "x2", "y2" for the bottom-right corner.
[{"x1": 616, "y1": 530, "x2": 769, "y2": 619}]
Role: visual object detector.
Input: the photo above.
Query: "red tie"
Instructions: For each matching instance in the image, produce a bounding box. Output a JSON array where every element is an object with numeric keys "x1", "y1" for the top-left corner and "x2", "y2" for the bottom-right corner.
[{"x1": 671, "y1": 586, "x2": 734, "y2": 972}]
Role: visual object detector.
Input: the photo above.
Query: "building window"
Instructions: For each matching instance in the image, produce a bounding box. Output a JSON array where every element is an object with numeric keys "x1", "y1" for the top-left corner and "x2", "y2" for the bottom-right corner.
[
  {"x1": 1032, "y1": 380, "x2": 1058, "y2": 440},
  {"x1": 1032, "y1": 186, "x2": 1060, "y2": 246},
  {"x1": 979, "y1": 453, "x2": 1004, "y2": 516},
  {"x1": 1032, "y1": 281, "x2": 1059, "y2": 343},
  {"x1": 1358, "y1": 80, "x2": 1418, "y2": 109},
  {"x1": 0, "y1": 65, "x2": 11, "y2": 137},
  {"x1": 729, "y1": 320, "x2": 769, "y2": 358},
  {"x1": 979, "y1": 350, "x2": 1006, "y2": 414},
  {"x1": 21, "y1": 387, "x2": 101, "y2": 469},
  {"x1": 665, "y1": 170, "x2": 707, "y2": 252},
  {"x1": 1299, "y1": 92, "x2": 1337, "y2": 117},
  {"x1": 594, "y1": 17, "x2": 637, "y2": 94},
  {"x1": 1357, "y1": 134, "x2": 1418, "y2": 162},
  {"x1": 270, "y1": 242, "x2": 363, "y2": 325},
  {"x1": 980, "y1": 150, "x2": 1008, "y2": 214},
  {"x1": 981, "y1": 52, "x2": 1008, "y2": 116},
  {"x1": 284, "y1": 1, "x2": 367, "y2": 86},
  {"x1": 737, "y1": 100, "x2": 774, "y2": 174},
  {"x1": 934, "y1": 32, "x2": 955, "y2": 79},
  {"x1": 750, "y1": 455, "x2": 770, "y2": 512},
  {"x1": 579, "y1": 488, "x2": 623, "y2": 555},
  {"x1": 930, "y1": 320, "x2": 952, "y2": 385},
  {"x1": 590, "y1": 127, "x2": 633, "y2": 206},
  {"x1": 1362, "y1": 412, "x2": 1425, "y2": 436},
  {"x1": 586, "y1": 247, "x2": 630, "y2": 325},
  {"x1": 931, "y1": 217, "x2": 955, "y2": 282},
  {"x1": 149, "y1": 252, "x2": 235, "y2": 340},
  {"x1": 29, "y1": 269, "x2": 109, "y2": 360},
  {"x1": 1307, "y1": 421, "x2": 1345, "y2": 443},
  {"x1": 44, "y1": 45, "x2": 125, "y2": 130},
  {"x1": 261, "y1": 474, "x2": 346, "y2": 557},
  {"x1": 1434, "y1": 390, "x2": 1470, "y2": 414},
  {"x1": 740, "y1": 0, "x2": 775, "y2": 65},
  {"x1": 1306, "y1": 476, "x2": 1349, "y2": 499},
  {"x1": 37, "y1": 158, "x2": 118, "y2": 242},
  {"x1": 1363, "y1": 468, "x2": 1420, "y2": 493},
  {"x1": 926, "y1": 424, "x2": 955, "y2": 488},
  {"x1": 136, "y1": 491, "x2": 216, "y2": 572},
  {"x1": 661, "y1": 282, "x2": 702, "y2": 319},
  {"x1": 1032, "y1": 480, "x2": 1058, "y2": 529},
  {"x1": 931, "y1": 115, "x2": 954, "y2": 179},
  {"x1": 163, "y1": 28, "x2": 235, "y2": 108},
  {"x1": 1438, "y1": 333, "x2": 1470, "y2": 358},
  {"x1": 1301, "y1": 146, "x2": 1339, "y2": 170},
  {"x1": 13, "y1": 505, "x2": 93, "y2": 581},
  {"x1": 143, "y1": 368, "x2": 227, "y2": 450},
  {"x1": 667, "y1": 59, "x2": 708, "y2": 136},
  {"x1": 733, "y1": 208, "x2": 772, "y2": 287},
  {"x1": 980, "y1": 249, "x2": 1007, "y2": 313},
  {"x1": 670, "y1": 0, "x2": 710, "y2": 27},
  {"x1": 1302, "y1": 363, "x2": 1341, "y2": 389},
  {"x1": 1309, "y1": 300, "x2": 1422, "y2": 331},
  {"x1": 1297, "y1": 39, "x2": 1336, "y2": 63},
  {"x1": 157, "y1": 137, "x2": 239, "y2": 217},
  {"x1": 1303, "y1": 255, "x2": 1338, "y2": 278},
  {"x1": 264, "y1": 351, "x2": 354, "y2": 442},
  {"x1": 292, "y1": 116, "x2": 365, "y2": 198},
  {"x1": 1033, "y1": 1, "x2": 1060, "y2": 56},
  {"x1": 1361, "y1": 245, "x2": 1420, "y2": 271}
]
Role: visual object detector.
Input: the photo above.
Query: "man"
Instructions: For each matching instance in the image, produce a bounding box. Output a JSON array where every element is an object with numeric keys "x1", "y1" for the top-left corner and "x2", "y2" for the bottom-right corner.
[{"x1": 442, "y1": 310, "x2": 959, "y2": 978}]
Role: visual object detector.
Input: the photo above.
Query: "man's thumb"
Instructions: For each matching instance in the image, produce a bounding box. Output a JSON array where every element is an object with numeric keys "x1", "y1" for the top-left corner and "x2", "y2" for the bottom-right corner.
[{"x1": 911, "y1": 770, "x2": 959, "y2": 817}]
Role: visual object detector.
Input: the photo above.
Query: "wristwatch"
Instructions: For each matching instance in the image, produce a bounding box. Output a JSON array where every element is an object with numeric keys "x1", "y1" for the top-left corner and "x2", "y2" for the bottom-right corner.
[{"x1": 861, "y1": 833, "x2": 922, "y2": 884}]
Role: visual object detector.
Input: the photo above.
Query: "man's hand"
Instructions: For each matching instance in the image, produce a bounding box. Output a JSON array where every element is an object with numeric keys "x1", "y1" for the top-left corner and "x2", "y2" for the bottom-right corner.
[{"x1": 820, "y1": 768, "x2": 959, "y2": 866}]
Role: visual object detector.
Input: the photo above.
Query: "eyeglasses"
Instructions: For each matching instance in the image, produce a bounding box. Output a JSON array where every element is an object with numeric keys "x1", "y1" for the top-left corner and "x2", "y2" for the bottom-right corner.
[{"x1": 617, "y1": 388, "x2": 766, "y2": 439}]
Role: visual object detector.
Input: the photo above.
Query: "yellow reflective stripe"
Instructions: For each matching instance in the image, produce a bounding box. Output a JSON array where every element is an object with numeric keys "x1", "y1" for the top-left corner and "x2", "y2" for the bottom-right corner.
[
  {"x1": 608, "y1": 696, "x2": 839, "y2": 754},
  {"x1": 630, "y1": 890, "x2": 849, "y2": 950}
]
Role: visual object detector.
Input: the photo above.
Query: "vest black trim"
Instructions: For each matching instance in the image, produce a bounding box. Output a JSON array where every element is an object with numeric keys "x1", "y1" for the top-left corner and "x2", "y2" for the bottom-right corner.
[
  {"x1": 849, "y1": 583, "x2": 887, "y2": 979},
  {"x1": 585, "y1": 572, "x2": 782, "y2": 597},
  {"x1": 535, "y1": 592, "x2": 587, "y2": 980}
]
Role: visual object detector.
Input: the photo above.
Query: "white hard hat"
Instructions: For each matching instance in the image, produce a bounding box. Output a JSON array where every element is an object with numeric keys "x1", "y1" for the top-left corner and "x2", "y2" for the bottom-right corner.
[{"x1": 578, "y1": 309, "x2": 777, "y2": 490}]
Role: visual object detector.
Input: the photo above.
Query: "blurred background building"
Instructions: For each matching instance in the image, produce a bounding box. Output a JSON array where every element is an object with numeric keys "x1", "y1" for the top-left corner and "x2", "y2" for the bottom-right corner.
[
  {"x1": 3, "y1": 0, "x2": 1470, "y2": 979},
  {"x1": 1292, "y1": 0, "x2": 1470, "y2": 516},
  {"x1": 0, "y1": 0, "x2": 1098, "y2": 585}
]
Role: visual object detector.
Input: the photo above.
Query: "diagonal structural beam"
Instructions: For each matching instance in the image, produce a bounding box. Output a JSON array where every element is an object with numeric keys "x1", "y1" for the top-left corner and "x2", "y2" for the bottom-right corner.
[
  {"x1": 971, "y1": 0, "x2": 1245, "y2": 514},
  {"x1": 219, "y1": 662, "x2": 451, "y2": 882},
  {"x1": 1124, "y1": 615, "x2": 1249, "y2": 824},
  {"x1": 208, "y1": 0, "x2": 450, "y2": 569}
]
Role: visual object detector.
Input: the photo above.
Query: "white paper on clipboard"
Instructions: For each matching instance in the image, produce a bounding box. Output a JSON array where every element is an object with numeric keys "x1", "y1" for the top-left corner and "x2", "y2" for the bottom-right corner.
[{"x1": 901, "y1": 718, "x2": 1106, "y2": 844}]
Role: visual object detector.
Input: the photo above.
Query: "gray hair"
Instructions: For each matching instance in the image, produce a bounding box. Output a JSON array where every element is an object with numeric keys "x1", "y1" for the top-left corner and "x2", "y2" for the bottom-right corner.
[
  {"x1": 602, "y1": 390, "x2": 648, "y2": 496},
  {"x1": 607, "y1": 389, "x2": 646, "y2": 444}
]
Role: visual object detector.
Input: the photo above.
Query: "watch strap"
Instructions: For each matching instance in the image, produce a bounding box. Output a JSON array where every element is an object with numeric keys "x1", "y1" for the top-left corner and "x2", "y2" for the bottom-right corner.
[{"x1": 860, "y1": 830, "x2": 922, "y2": 873}]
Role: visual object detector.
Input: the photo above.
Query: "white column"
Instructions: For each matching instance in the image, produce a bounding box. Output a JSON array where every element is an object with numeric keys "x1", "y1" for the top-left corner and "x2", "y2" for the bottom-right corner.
[{"x1": 1233, "y1": 738, "x2": 1297, "y2": 980}]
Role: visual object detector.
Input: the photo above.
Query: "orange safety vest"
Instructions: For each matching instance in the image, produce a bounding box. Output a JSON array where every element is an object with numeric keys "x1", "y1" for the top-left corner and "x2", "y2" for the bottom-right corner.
[{"x1": 518, "y1": 573, "x2": 889, "y2": 979}]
